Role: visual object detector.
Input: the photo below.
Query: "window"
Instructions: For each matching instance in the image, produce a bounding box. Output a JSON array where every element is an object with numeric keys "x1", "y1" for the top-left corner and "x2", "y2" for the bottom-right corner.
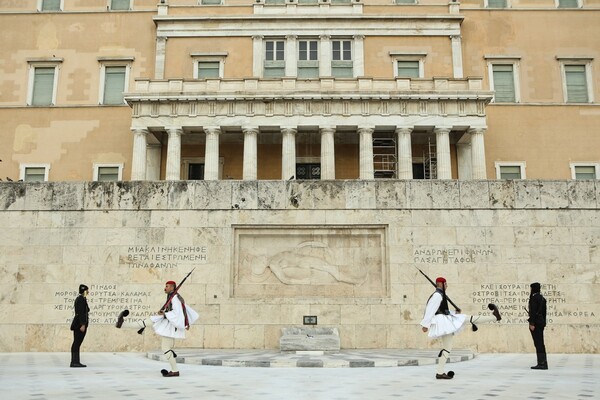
[
  {"x1": 495, "y1": 162, "x2": 526, "y2": 179},
  {"x1": 20, "y1": 164, "x2": 50, "y2": 182},
  {"x1": 200, "y1": 0, "x2": 221, "y2": 4},
  {"x1": 485, "y1": 57, "x2": 521, "y2": 103},
  {"x1": 486, "y1": 0, "x2": 508, "y2": 7},
  {"x1": 560, "y1": 62, "x2": 593, "y2": 103},
  {"x1": 298, "y1": 40, "x2": 319, "y2": 79},
  {"x1": 570, "y1": 163, "x2": 599, "y2": 180},
  {"x1": 40, "y1": 0, "x2": 62, "y2": 11},
  {"x1": 110, "y1": 0, "x2": 130, "y2": 10},
  {"x1": 197, "y1": 61, "x2": 220, "y2": 79},
  {"x1": 557, "y1": 0, "x2": 580, "y2": 8},
  {"x1": 332, "y1": 40, "x2": 353, "y2": 78},
  {"x1": 102, "y1": 66, "x2": 127, "y2": 105},
  {"x1": 265, "y1": 0, "x2": 285, "y2": 4},
  {"x1": 93, "y1": 164, "x2": 123, "y2": 181},
  {"x1": 395, "y1": 0, "x2": 416, "y2": 3},
  {"x1": 331, "y1": 0, "x2": 351, "y2": 3},
  {"x1": 264, "y1": 40, "x2": 285, "y2": 78},
  {"x1": 396, "y1": 61, "x2": 420, "y2": 78},
  {"x1": 28, "y1": 61, "x2": 61, "y2": 106}
]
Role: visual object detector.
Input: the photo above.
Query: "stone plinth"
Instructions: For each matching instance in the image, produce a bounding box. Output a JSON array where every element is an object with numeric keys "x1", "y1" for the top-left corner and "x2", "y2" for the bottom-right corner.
[{"x1": 280, "y1": 327, "x2": 341, "y2": 352}]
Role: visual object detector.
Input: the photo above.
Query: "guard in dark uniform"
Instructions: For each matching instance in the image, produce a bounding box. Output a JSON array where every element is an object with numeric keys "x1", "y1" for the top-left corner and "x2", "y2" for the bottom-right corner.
[
  {"x1": 528, "y1": 282, "x2": 548, "y2": 370},
  {"x1": 70, "y1": 284, "x2": 89, "y2": 368}
]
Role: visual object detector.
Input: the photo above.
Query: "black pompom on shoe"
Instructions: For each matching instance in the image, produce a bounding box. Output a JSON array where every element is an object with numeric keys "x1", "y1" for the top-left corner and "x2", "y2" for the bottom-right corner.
[{"x1": 116, "y1": 309, "x2": 129, "y2": 328}]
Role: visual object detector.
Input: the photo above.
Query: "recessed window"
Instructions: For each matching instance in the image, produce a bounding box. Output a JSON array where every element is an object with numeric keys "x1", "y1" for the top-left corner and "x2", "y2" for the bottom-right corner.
[
  {"x1": 332, "y1": 40, "x2": 353, "y2": 78},
  {"x1": 20, "y1": 164, "x2": 50, "y2": 182},
  {"x1": 495, "y1": 162, "x2": 526, "y2": 179},
  {"x1": 102, "y1": 66, "x2": 127, "y2": 105},
  {"x1": 570, "y1": 163, "x2": 599, "y2": 180},
  {"x1": 94, "y1": 164, "x2": 123, "y2": 181},
  {"x1": 110, "y1": 0, "x2": 131, "y2": 10},
  {"x1": 564, "y1": 64, "x2": 590, "y2": 103},
  {"x1": 298, "y1": 40, "x2": 319, "y2": 79},
  {"x1": 40, "y1": 0, "x2": 62, "y2": 11},
  {"x1": 557, "y1": 0, "x2": 580, "y2": 8},
  {"x1": 27, "y1": 60, "x2": 61, "y2": 106},
  {"x1": 395, "y1": 0, "x2": 416, "y2": 4},
  {"x1": 396, "y1": 60, "x2": 420, "y2": 78},
  {"x1": 491, "y1": 64, "x2": 516, "y2": 102},
  {"x1": 200, "y1": 0, "x2": 221, "y2": 4},
  {"x1": 486, "y1": 0, "x2": 508, "y2": 7},
  {"x1": 264, "y1": 40, "x2": 285, "y2": 78},
  {"x1": 198, "y1": 61, "x2": 220, "y2": 78}
]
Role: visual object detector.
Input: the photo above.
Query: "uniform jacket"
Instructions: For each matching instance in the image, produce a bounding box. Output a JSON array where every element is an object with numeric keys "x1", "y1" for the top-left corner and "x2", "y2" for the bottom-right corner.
[
  {"x1": 528, "y1": 292, "x2": 547, "y2": 327},
  {"x1": 72, "y1": 295, "x2": 90, "y2": 329}
]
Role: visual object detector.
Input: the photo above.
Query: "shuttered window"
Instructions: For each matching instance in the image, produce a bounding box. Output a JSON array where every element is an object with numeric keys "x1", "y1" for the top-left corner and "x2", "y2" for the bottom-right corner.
[
  {"x1": 574, "y1": 166, "x2": 596, "y2": 180},
  {"x1": 41, "y1": 0, "x2": 61, "y2": 11},
  {"x1": 395, "y1": 0, "x2": 416, "y2": 3},
  {"x1": 499, "y1": 166, "x2": 522, "y2": 179},
  {"x1": 565, "y1": 65, "x2": 588, "y2": 103},
  {"x1": 397, "y1": 61, "x2": 420, "y2": 78},
  {"x1": 111, "y1": 0, "x2": 130, "y2": 10},
  {"x1": 332, "y1": 40, "x2": 353, "y2": 78},
  {"x1": 97, "y1": 167, "x2": 120, "y2": 182},
  {"x1": 103, "y1": 66, "x2": 126, "y2": 105},
  {"x1": 197, "y1": 61, "x2": 220, "y2": 79},
  {"x1": 201, "y1": 0, "x2": 222, "y2": 4},
  {"x1": 298, "y1": 41, "x2": 319, "y2": 78},
  {"x1": 32, "y1": 67, "x2": 55, "y2": 106},
  {"x1": 558, "y1": 0, "x2": 579, "y2": 8},
  {"x1": 488, "y1": 0, "x2": 507, "y2": 7},
  {"x1": 24, "y1": 167, "x2": 47, "y2": 182},
  {"x1": 264, "y1": 41, "x2": 285, "y2": 78},
  {"x1": 492, "y1": 64, "x2": 516, "y2": 103}
]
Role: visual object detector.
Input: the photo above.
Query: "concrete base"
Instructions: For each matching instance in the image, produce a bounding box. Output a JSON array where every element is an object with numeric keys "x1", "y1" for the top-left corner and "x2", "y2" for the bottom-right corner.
[{"x1": 280, "y1": 327, "x2": 341, "y2": 352}]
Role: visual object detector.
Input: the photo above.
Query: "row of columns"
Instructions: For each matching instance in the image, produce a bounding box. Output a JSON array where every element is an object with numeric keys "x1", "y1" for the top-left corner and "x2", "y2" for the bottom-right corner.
[{"x1": 130, "y1": 126, "x2": 487, "y2": 181}]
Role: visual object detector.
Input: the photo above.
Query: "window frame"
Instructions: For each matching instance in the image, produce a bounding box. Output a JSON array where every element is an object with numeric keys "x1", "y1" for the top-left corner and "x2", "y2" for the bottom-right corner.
[
  {"x1": 557, "y1": 58, "x2": 594, "y2": 104},
  {"x1": 191, "y1": 53, "x2": 228, "y2": 79},
  {"x1": 182, "y1": 157, "x2": 224, "y2": 180},
  {"x1": 484, "y1": 0, "x2": 510, "y2": 8},
  {"x1": 298, "y1": 39, "x2": 320, "y2": 79},
  {"x1": 394, "y1": 0, "x2": 417, "y2": 4},
  {"x1": 331, "y1": 39, "x2": 353, "y2": 78},
  {"x1": 93, "y1": 163, "x2": 124, "y2": 182},
  {"x1": 38, "y1": 0, "x2": 63, "y2": 11},
  {"x1": 19, "y1": 163, "x2": 50, "y2": 182},
  {"x1": 263, "y1": 39, "x2": 286, "y2": 78},
  {"x1": 108, "y1": 0, "x2": 132, "y2": 11},
  {"x1": 390, "y1": 53, "x2": 426, "y2": 79},
  {"x1": 570, "y1": 163, "x2": 600, "y2": 180},
  {"x1": 495, "y1": 161, "x2": 526, "y2": 180},
  {"x1": 485, "y1": 56, "x2": 521, "y2": 103},
  {"x1": 98, "y1": 58, "x2": 133, "y2": 105},
  {"x1": 27, "y1": 59, "x2": 62, "y2": 106},
  {"x1": 198, "y1": 0, "x2": 222, "y2": 4},
  {"x1": 556, "y1": 0, "x2": 582, "y2": 8}
]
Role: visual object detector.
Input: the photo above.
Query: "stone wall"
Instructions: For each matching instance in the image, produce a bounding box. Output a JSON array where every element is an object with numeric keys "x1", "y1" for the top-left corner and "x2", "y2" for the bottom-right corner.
[{"x1": 0, "y1": 180, "x2": 598, "y2": 353}]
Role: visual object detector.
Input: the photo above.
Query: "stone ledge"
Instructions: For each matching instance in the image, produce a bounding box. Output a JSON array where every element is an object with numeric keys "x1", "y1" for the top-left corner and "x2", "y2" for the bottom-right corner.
[{"x1": 280, "y1": 327, "x2": 341, "y2": 352}]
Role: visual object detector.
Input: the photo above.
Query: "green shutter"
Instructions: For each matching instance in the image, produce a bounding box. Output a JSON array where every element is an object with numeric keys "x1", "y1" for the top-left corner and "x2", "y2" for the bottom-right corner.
[
  {"x1": 488, "y1": 0, "x2": 507, "y2": 7},
  {"x1": 500, "y1": 166, "x2": 521, "y2": 179},
  {"x1": 111, "y1": 0, "x2": 130, "y2": 10},
  {"x1": 574, "y1": 166, "x2": 596, "y2": 180},
  {"x1": 558, "y1": 0, "x2": 579, "y2": 8},
  {"x1": 32, "y1": 67, "x2": 55, "y2": 106},
  {"x1": 492, "y1": 64, "x2": 516, "y2": 103},
  {"x1": 98, "y1": 167, "x2": 120, "y2": 182},
  {"x1": 331, "y1": 61, "x2": 353, "y2": 78},
  {"x1": 201, "y1": 0, "x2": 222, "y2": 4},
  {"x1": 42, "y1": 0, "x2": 61, "y2": 11},
  {"x1": 397, "y1": 61, "x2": 419, "y2": 78},
  {"x1": 565, "y1": 65, "x2": 588, "y2": 103},
  {"x1": 24, "y1": 167, "x2": 47, "y2": 182},
  {"x1": 103, "y1": 66, "x2": 126, "y2": 105},
  {"x1": 198, "y1": 61, "x2": 220, "y2": 79}
]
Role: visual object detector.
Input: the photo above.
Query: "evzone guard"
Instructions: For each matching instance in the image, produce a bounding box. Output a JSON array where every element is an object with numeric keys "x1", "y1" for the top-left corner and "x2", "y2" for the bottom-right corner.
[
  {"x1": 420, "y1": 276, "x2": 502, "y2": 380},
  {"x1": 116, "y1": 277, "x2": 198, "y2": 377}
]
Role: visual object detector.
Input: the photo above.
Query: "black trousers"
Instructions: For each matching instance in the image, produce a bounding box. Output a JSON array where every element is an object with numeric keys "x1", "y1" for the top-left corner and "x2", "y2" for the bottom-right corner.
[
  {"x1": 71, "y1": 327, "x2": 87, "y2": 364},
  {"x1": 530, "y1": 325, "x2": 546, "y2": 365}
]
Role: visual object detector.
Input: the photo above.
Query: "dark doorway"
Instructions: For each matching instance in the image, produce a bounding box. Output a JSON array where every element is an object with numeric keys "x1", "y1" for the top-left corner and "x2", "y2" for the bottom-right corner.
[
  {"x1": 188, "y1": 163, "x2": 205, "y2": 180},
  {"x1": 296, "y1": 163, "x2": 321, "y2": 180}
]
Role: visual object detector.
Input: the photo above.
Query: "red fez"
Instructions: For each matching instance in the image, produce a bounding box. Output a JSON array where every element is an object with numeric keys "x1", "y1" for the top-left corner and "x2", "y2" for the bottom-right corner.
[
  {"x1": 166, "y1": 280, "x2": 176, "y2": 286},
  {"x1": 435, "y1": 277, "x2": 446, "y2": 283}
]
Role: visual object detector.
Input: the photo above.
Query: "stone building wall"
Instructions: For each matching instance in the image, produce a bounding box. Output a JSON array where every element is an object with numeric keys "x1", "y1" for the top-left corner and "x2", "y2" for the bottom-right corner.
[{"x1": 0, "y1": 180, "x2": 598, "y2": 353}]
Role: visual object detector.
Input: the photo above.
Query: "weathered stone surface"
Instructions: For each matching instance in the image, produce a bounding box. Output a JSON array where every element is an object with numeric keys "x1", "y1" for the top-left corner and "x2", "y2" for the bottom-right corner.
[
  {"x1": 407, "y1": 180, "x2": 432, "y2": 208},
  {"x1": 280, "y1": 327, "x2": 340, "y2": 352},
  {"x1": 514, "y1": 180, "x2": 541, "y2": 208},
  {"x1": 375, "y1": 180, "x2": 408, "y2": 209},
  {"x1": 0, "y1": 182, "x2": 26, "y2": 210},
  {"x1": 431, "y1": 180, "x2": 460, "y2": 209},
  {"x1": 568, "y1": 180, "x2": 597, "y2": 209},
  {"x1": 231, "y1": 181, "x2": 258, "y2": 210},
  {"x1": 345, "y1": 180, "x2": 376, "y2": 209},
  {"x1": 459, "y1": 181, "x2": 489, "y2": 209},
  {"x1": 540, "y1": 180, "x2": 568, "y2": 209},
  {"x1": 489, "y1": 180, "x2": 515, "y2": 208}
]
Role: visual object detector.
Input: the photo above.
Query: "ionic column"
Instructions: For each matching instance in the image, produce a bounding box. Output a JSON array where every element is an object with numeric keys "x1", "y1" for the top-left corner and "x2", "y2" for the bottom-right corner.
[
  {"x1": 353, "y1": 34, "x2": 365, "y2": 77},
  {"x1": 320, "y1": 126, "x2": 336, "y2": 180},
  {"x1": 281, "y1": 127, "x2": 297, "y2": 180},
  {"x1": 252, "y1": 35, "x2": 264, "y2": 77},
  {"x1": 131, "y1": 128, "x2": 148, "y2": 180},
  {"x1": 450, "y1": 35, "x2": 464, "y2": 79},
  {"x1": 434, "y1": 127, "x2": 452, "y2": 180},
  {"x1": 165, "y1": 127, "x2": 183, "y2": 181},
  {"x1": 319, "y1": 35, "x2": 332, "y2": 76},
  {"x1": 469, "y1": 128, "x2": 487, "y2": 179},
  {"x1": 285, "y1": 35, "x2": 298, "y2": 77},
  {"x1": 396, "y1": 127, "x2": 413, "y2": 180},
  {"x1": 242, "y1": 126, "x2": 259, "y2": 180},
  {"x1": 358, "y1": 126, "x2": 374, "y2": 179},
  {"x1": 204, "y1": 126, "x2": 221, "y2": 180}
]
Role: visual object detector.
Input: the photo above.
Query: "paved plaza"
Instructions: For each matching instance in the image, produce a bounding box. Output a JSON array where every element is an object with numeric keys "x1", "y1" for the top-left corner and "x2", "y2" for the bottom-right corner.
[{"x1": 1, "y1": 351, "x2": 598, "y2": 399}]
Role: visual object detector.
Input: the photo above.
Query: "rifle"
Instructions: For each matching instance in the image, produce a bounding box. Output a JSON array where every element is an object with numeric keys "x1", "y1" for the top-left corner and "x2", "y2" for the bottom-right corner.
[
  {"x1": 137, "y1": 268, "x2": 196, "y2": 334},
  {"x1": 416, "y1": 267, "x2": 479, "y2": 332}
]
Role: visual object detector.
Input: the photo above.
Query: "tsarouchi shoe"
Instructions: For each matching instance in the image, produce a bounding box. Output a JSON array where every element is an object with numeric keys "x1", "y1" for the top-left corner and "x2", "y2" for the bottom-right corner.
[{"x1": 70, "y1": 363, "x2": 87, "y2": 368}]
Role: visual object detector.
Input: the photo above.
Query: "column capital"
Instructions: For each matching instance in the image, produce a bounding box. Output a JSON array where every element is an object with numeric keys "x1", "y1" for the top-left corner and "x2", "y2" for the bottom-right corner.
[
  {"x1": 204, "y1": 126, "x2": 221, "y2": 135},
  {"x1": 319, "y1": 34, "x2": 331, "y2": 40},
  {"x1": 467, "y1": 127, "x2": 486, "y2": 135},
  {"x1": 357, "y1": 126, "x2": 375, "y2": 134},
  {"x1": 242, "y1": 126, "x2": 260, "y2": 135},
  {"x1": 281, "y1": 126, "x2": 298, "y2": 135},
  {"x1": 131, "y1": 127, "x2": 149, "y2": 136},
  {"x1": 395, "y1": 126, "x2": 413, "y2": 135},
  {"x1": 286, "y1": 34, "x2": 298, "y2": 41},
  {"x1": 450, "y1": 34, "x2": 462, "y2": 40},
  {"x1": 165, "y1": 126, "x2": 183, "y2": 135},
  {"x1": 252, "y1": 35, "x2": 264, "y2": 41},
  {"x1": 320, "y1": 126, "x2": 336, "y2": 134},
  {"x1": 353, "y1": 34, "x2": 365, "y2": 41},
  {"x1": 434, "y1": 127, "x2": 452, "y2": 134}
]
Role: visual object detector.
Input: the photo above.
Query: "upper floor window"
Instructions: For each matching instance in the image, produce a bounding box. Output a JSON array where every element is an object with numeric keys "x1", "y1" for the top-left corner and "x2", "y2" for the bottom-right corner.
[
  {"x1": 559, "y1": 60, "x2": 593, "y2": 103},
  {"x1": 27, "y1": 59, "x2": 62, "y2": 106},
  {"x1": 110, "y1": 0, "x2": 131, "y2": 10},
  {"x1": 298, "y1": 40, "x2": 319, "y2": 79},
  {"x1": 395, "y1": 0, "x2": 416, "y2": 4},
  {"x1": 486, "y1": 0, "x2": 508, "y2": 7},
  {"x1": 486, "y1": 57, "x2": 521, "y2": 103},
  {"x1": 332, "y1": 40, "x2": 353, "y2": 78},
  {"x1": 495, "y1": 162, "x2": 526, "y2": 179},
  {"x1": 20, "y1": 164, "x2": 50, "y2": 182},
  {"x1": 98, "y1": 58, "x2": 133, "y2": 105},
  {"x1": 200, "y1": 0, "x2": 222, "y2": 4},
  {"x1": 557, "y1": 0, "x2": 581, "y2": 8},
  {"x1": 570, "y1": 163, "x2": 599, "y2": 180},
  {"x1": 396, "y1": 60, "x2": 420, "y2": 78},
  {"x1": 39, "y1": 0, "x2": 62, "y2": 11},
  {"x1": 264, "y1": 40, "x2": 285, "y2": 78},
  {"x1": 94, "y1": 164, "x2": 123, "y2": 181},
  {"x1": 191, "y1": 53, "x2": 227, "y2": 79}
]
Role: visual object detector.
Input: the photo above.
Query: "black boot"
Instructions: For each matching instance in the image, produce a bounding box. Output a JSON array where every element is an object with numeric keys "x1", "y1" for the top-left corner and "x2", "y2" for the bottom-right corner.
[
  {"x1": 116, "y1": 309, "x2": 129, "y2": 328},
  {"x1": 488, "y1": 303, "x2": 501, "y2": 321}
]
